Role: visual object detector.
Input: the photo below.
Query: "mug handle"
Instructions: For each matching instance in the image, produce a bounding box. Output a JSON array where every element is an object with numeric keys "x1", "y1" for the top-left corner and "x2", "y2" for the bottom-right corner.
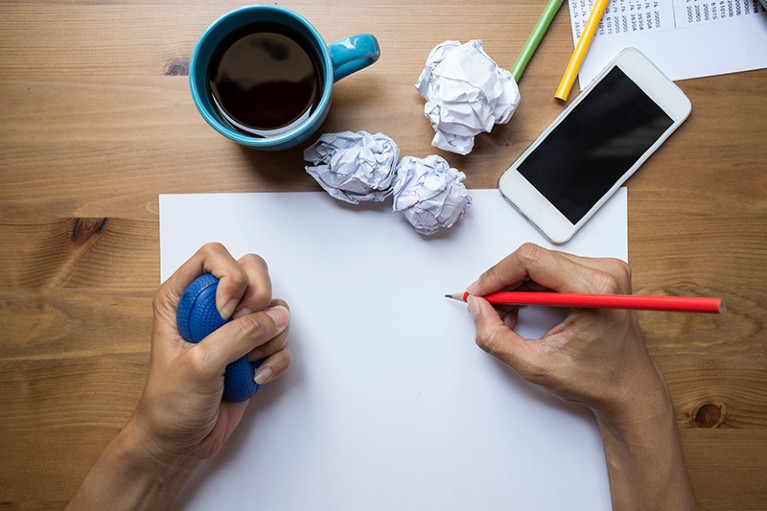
[{"x1": 329, "y1": 34, "x2": 380, "y2": 82}]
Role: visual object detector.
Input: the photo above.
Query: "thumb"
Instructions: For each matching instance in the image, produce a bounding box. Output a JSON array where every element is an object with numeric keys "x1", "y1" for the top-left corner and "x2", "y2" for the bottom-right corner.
[
  {"x1": 467, "y1": 295, "x2": 535, "y2": 376},
  {"x1": 200, "y1": 305, "x2": 290, "y2": 369}
]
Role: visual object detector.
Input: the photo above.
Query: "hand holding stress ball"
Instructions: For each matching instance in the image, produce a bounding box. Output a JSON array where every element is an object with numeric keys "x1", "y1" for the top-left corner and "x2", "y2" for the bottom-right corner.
[{"x1": 177, "y1": 274, "x2": 264, "y2": 402}]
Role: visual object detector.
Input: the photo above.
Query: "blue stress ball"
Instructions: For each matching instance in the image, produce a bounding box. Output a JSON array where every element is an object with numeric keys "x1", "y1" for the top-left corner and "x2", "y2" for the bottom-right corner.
[{"x1": 176, "y1": 273, "x2": 262, "y2": 402}]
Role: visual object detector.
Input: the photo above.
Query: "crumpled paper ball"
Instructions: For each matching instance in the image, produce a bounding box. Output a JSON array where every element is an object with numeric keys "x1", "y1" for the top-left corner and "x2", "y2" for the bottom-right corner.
[
  {"x1": 415, "y1": 39, "x2": 521, "y2": 155},
  {"x1": 392, "y1": 155, "x2": 472, "y2": 235},
  {"x1": 304, "y1": 131, "x2": 400, "y2": 204}
]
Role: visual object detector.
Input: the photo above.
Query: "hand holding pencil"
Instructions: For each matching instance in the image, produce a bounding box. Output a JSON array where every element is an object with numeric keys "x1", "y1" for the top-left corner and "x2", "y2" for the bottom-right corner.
[
  {"x1": 462, "y1": 243, "x2": 694, "y2": 412},
  {"x1": 463, "y1": 243, "x2": 697, "y2": 508}
]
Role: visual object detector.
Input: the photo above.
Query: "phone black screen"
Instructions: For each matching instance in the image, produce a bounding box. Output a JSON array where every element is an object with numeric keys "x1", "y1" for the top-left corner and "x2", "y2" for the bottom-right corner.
[{"x1": 517, "y1": 67, "x2": 673, "y2": 224}]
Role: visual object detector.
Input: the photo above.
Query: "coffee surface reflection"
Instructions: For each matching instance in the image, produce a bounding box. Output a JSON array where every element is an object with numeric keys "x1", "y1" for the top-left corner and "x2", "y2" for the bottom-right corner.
[{"x1": 207, "y1": 22, "x2": 323, "y2": 137}]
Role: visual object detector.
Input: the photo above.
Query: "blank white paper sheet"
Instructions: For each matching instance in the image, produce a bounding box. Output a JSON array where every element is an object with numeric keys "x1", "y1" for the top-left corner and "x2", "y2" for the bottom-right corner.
[{"x1": 160, "y1": 188, "x2": 627, "y2": 511}]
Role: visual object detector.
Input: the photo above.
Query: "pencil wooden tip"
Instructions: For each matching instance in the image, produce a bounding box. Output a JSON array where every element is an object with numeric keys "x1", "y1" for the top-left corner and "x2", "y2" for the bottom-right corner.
[{"x1": 444, "y1": 293, "x2": 466, "y2": 302}]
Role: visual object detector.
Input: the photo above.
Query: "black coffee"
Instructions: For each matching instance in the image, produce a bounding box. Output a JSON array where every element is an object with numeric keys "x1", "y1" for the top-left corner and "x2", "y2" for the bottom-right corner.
[{"x1": 207, "y1": 22, "x2": 323, "y2": 135}]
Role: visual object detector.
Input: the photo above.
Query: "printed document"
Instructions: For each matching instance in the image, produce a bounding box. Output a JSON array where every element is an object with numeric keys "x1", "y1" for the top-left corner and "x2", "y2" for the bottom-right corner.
[{"x1": 567, "y1": 0, "x2": 767, "y2": 85}]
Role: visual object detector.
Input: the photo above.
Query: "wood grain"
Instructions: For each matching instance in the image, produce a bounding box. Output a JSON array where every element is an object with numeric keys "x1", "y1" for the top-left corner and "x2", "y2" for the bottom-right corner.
[{"x1": 1, "y1": 1, "x2": 766, "y2": 509}]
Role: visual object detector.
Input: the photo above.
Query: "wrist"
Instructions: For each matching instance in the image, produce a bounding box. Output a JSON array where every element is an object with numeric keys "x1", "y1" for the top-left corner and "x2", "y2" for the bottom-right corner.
[
  {"x1": 591, "y1": 371, "x2": 696, "y2": 510},
  {"x1": 66, "y1": 420, "x2": 200, "y2": 511},
  {"x1": 589, "y1": 346, "x2": 673, "y2": 427},
  {"x1": 108, "y1": 419, "x2": 200, "y2": 508},
  {"x1": 594, "y1": 371, "x2": 673, "y2": 433},
  {"x1": 119, "y1": 417, "x2": 200, "y2": 478}
]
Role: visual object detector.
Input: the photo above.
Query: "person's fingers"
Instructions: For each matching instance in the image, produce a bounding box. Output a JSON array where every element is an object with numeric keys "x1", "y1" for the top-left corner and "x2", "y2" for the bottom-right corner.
[
  {"x1": 254, "y1": 349, "x2": 292, "y2": 385},
  {"x1": 158, "y1": 243, "x2": 249, "y2": 321},
  {"x1": 235, "y1": 299, "x2": 289, "y2": 361},
  {"x1": 468, "y1": 296, "x2": 540, "y2": 379},
  {"x1": 548, "y1": 251, "x2": 633, "y2": 293},
  {"x1": 499, "y1": 306, "x2": 520, "y2": 330},
  {"x1": 232, "y1": 254, "x2": 274, "y2": 315},
  {"x1": 468, "y1": 243, "x2": 582, "y2": 296},
  {"x1": 467, "y1": 243, "x2": 630, "y2": 297},
  {"x1": 246, "y1": 328, "x2": 289, "y2": 362},
  {"x1": 196, "y1": 305, "x2": 290, "y2": 371},
  {"x1": 466, "y1": 244, "x2": 534, "y2": 296}
]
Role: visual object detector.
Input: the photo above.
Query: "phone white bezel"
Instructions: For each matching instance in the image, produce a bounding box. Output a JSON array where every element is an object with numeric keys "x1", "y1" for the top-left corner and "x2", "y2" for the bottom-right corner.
[{"x1": 498, "y1": 47, "x2": 691, "y2": 244}]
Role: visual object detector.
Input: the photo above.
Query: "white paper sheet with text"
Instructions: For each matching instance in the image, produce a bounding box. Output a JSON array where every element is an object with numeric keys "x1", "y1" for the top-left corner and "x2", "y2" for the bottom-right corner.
[
  {"x1": 567, "y1": 0, "x2": 767, "y2": 86},
  {"x1": 160, "y1": 189, "x2": 628, "y2": 511}
]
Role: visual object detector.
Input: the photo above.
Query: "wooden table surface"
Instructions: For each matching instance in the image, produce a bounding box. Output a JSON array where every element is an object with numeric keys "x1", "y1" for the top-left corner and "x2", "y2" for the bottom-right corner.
[{"x1": 1, "y1": 1, "x2": 765, "y2": 509}]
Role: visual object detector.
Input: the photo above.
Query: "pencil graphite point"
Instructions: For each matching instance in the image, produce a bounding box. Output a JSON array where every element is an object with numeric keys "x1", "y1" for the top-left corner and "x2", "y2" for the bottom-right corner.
[{"x1": 445, "y1": 293, "x2": 466, "y2": 302}]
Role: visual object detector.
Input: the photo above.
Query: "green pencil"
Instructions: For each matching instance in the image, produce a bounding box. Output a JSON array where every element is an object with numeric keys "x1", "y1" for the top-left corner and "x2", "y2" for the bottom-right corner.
[{"x1": 510, "y1": 0, "x2": 566, "y2": 82}]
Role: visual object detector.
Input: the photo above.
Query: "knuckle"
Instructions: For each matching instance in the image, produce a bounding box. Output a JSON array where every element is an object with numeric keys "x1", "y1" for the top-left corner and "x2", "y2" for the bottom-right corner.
[
  {"x1": 240, "y1": 253, "x2": 268, "y2": 272},
  {"x1": 517, "y1": 242, "x2": 544, "y2": 265},
  {"x1": 228, "y1": 268, "x2": 247, "y2": 288},
  {"x1": 232, "y1": 314, "x2": 268, "y2": 340},
  {"x1": 591, "y1": 258, "x2": 632, "y2": 293},
  {"x1": 198, "y1": 241, "x2": 226, "y2": 257},
  {"x1": 251, "y1": 286, "x2": 272, "y2": 307},
  {"x1": 590, "y1": 268, "x2": 625, "y2": 294},
  {"x1": 610, "y1": 258, "x2": 633, "y2": 289}
]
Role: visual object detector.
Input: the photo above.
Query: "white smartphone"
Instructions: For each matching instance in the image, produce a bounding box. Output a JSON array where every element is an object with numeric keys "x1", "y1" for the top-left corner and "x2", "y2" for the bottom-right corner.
[{"x1": 498, "y1": 47, "x2": 691, "y2": 244}]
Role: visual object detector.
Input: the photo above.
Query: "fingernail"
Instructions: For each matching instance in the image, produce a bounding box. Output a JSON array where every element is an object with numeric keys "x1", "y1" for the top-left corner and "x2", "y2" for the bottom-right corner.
[
  {"x1": 254, "y1": 365, "x2": 273, "y2": 385},
  {"x1": 467, "y1": 295, "x2": 481, "y2": 318},
  {"x1": 266, "y1": 305, "x2": 290, "y2": 329},
  {"x1": 221, "y1": 298, "x2": 239, "y2": 320},
  {"x1": 466, "y1": 279, "x2": 480, "y2": 294}
]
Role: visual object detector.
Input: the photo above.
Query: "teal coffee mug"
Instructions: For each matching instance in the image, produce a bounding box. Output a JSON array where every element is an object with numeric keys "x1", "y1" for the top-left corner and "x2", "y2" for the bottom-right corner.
[{"x1": 190, "y1": 6, "x2": 380, "y2": 151}]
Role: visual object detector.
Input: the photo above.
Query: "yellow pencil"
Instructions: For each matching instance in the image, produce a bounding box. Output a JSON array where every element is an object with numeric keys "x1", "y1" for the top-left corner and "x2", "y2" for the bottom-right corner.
[{"x1": 555, "y1": 0, "x2": 611, "y2": 101}]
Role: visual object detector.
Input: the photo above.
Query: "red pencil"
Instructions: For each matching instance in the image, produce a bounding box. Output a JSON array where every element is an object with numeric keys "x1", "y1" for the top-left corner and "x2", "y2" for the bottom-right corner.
[{"x1": 445, "y1": 291, "x2": 724, "y2": 314}]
